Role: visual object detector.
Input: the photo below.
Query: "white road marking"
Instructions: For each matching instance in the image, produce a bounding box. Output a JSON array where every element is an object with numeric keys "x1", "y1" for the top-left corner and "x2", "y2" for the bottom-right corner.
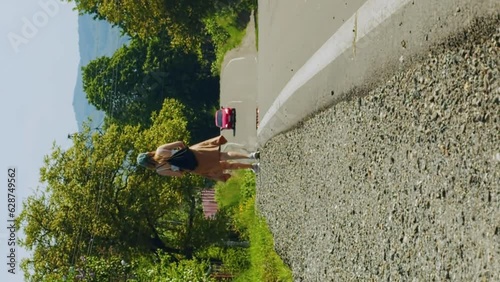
[
  {"x1": 223, "y1": 57, "x2": 246, "y2": 73},
  {"x1": 228, "y1": 57, "x2": 246, "y2": 64},
  {"x1": 226, "y1": 100, "x2": 243, "y2": 106},
  {"x1": 257, "y1": 0, "x2": 412, "y2": 137}
]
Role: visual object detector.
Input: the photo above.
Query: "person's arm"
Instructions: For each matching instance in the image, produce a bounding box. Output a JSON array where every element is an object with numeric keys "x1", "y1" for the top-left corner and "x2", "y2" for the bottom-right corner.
[{"x1": 157, "y1": 141, "x2": 186, "y2": 151}]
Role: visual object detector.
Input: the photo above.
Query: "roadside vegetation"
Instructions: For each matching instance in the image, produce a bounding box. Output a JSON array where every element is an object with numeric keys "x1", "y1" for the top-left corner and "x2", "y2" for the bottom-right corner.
[
  {"x1": 204, "y1": 0, "x2": 257, "y2": 74},
  {"x1": 214, "y1": 171, "x2": 293, "y2": 281}
]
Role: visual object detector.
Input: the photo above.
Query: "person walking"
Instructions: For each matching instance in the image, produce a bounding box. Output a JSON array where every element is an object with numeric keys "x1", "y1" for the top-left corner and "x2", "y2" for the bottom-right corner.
[{"x1": 136, "y1": 135, "x2": 259, "y2": 182}]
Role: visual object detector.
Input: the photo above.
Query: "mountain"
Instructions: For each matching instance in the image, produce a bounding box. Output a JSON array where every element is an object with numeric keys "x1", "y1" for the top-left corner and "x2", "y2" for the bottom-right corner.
[{"x1": 72, "y1": 14, "x2": 130, "y2": 131}]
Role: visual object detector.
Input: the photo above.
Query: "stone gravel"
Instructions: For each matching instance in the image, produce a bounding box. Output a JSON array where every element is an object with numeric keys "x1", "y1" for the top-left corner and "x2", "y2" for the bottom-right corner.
[{"x1": 257, "y1": 16, "x2": 499, "y2": 281}]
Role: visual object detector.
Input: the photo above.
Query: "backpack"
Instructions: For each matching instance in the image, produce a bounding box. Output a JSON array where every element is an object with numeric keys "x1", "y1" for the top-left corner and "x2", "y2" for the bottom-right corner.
[{"x1": 167, "y1": 148, "x2": 198, "y2": 171}]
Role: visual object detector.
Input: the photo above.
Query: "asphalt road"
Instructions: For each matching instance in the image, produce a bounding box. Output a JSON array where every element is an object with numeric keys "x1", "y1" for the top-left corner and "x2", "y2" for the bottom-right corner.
[
  {"x1": 219, "y1": 1, "x2": 499, "y2": 280},
  {"x1": 258, "y1": 23, "x2": 499, "y2": 279},
  {"x1": 219, "y1": 13, "x2": 259, "y2": 152},
  {"x1": 257, "y1": 0, "x2": 498, "y2": 144},
  {"x1": 221, "y1": 0, "x2": 499, "y2": 147}
]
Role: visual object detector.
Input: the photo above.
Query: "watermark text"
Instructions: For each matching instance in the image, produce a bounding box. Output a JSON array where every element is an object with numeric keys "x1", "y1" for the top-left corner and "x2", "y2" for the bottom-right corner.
[
  {"x1": 7, "y1": 0, "x2": 68, "y2": 53},
  {"x1": 6, "y1": 167, "x2": 17, "y2": 275}
]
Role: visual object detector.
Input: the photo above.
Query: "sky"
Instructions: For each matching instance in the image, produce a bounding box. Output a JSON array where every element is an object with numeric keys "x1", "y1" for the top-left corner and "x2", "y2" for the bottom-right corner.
[{"x1": 0, "y1": 0, "x2": 80, "y2": 280}]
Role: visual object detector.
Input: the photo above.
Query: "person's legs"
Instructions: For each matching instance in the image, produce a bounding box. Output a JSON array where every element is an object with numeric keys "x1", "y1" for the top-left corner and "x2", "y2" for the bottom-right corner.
[
  {"x1": 220, "y1": 151, "x2": 250, "y2": 161},
  {"x1": 220, "y1": 151, "x2": 260, "y2": 161},
  {"x1": 220, "y1": 161, "x2": 253, "y2": 170}
]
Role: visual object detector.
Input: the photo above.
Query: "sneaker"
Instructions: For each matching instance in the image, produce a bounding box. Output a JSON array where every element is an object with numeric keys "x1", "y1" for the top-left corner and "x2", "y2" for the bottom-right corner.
[
  {"x1": 249, "y1": 151, "x2": 260, "y2": 159},
  {"x1": 251, "y1": 163, "x2": 260, "y2": 173}
]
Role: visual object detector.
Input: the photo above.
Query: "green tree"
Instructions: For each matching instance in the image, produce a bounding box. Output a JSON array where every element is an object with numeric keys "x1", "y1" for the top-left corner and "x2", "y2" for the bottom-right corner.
[
  {"x1": 82, "y1": 37, "x2": 219, "y2": 142},
  {"x1": 67, "y1": 0, "x2": 221, "y2": 50},
  {"x1": 17, "y1": 99, "x2": 207, "y2": 281},
  {"x1": 64, "y1": 255, "x2": 134, "y2": 281}
]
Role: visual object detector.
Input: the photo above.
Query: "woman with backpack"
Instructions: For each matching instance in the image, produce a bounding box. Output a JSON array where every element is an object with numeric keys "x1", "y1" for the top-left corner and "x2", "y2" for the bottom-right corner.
[{"x1": 136, "y1": 135, "x2": 259, "y2": 182}]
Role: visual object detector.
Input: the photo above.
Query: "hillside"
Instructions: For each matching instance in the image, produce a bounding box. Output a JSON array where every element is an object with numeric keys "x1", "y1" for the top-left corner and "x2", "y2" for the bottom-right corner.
[{"x1": 72, "y1": 14, "x2": 129, "y2": 131}]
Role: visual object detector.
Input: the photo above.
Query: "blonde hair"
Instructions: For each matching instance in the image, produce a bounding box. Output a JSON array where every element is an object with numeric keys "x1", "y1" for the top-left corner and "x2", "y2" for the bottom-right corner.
[{"x1": 142, "y1": 152, "x2": 159, "y2": 169}]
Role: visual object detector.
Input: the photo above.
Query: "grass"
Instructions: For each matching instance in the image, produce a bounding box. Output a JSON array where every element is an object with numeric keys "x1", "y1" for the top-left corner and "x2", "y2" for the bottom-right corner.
[
  {"x1": 203, "y1": 1, "x2": 258, "y2": 75},
  {"x1": 204, "y1": 13, "x2": 247, "y2": 75},
  {"x1": 214, "y1": 171, "x2": 293, "y2": 281},
  {"x1": 236, "y1": 197, "x2": 293, "y2": 282}
]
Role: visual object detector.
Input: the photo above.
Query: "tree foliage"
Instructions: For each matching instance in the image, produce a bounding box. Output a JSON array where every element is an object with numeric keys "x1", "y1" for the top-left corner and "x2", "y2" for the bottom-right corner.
[
  {"x1": 67, "y1": 0, "x2": 224, "y2": 51},
  {"x1": 84, "y1": 38, "x2": 203, "y2": 124},
  {"x1": 17, "y1": 99, "x2": 211, "y2": 281},
  {"x1": 82, "y1": 37, "x2": 219, "y2": 142}
]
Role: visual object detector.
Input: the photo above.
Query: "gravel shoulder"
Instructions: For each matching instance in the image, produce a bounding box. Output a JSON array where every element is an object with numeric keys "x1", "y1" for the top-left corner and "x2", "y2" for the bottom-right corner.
[{"x1": 257, "y1": 16, "x2": 499, "y2": 281}]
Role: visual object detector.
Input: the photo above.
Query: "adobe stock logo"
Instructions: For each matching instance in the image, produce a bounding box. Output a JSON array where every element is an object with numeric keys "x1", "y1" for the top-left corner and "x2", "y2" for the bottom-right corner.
[{"x1": 7, "y1": 0, "x2": 68, "y2": 54}]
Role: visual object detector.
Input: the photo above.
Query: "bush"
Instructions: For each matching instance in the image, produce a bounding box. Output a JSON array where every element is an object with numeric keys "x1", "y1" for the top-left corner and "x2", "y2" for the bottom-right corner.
[
  {"x1": 202, "y1": 0, "x2": 257, "y2": 75},
  {"x1": 214, "y1": 171, "x2": 293, "y2": 281},
  {"x1": 133, "y1": 253, "x2": 215, "y2": 282}
]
